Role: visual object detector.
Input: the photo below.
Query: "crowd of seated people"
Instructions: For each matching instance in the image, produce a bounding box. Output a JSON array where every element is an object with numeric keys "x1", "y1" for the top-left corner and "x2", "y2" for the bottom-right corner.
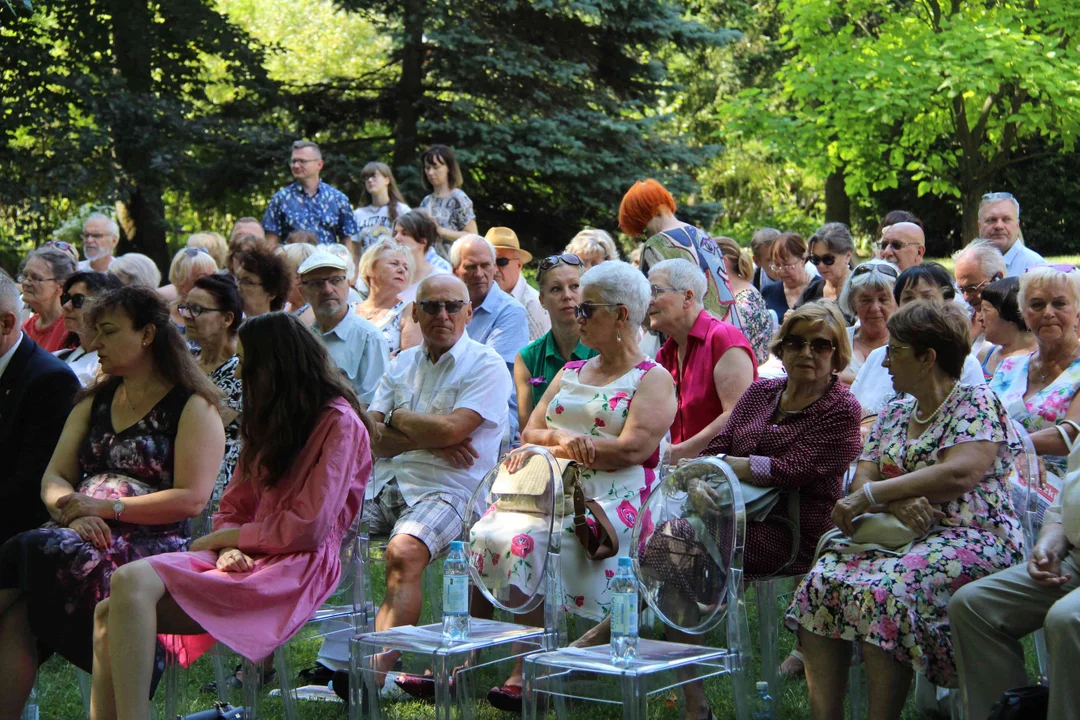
[{"x1": 4, "y1": 151, "x2": 1078, "y2": 720}]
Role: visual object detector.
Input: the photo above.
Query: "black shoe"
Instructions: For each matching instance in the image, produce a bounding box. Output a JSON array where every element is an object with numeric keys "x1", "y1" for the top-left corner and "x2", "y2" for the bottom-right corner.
[
  {"x1": 298, "y1": 663, "x2": 335, "y2": 687},
  {"x1": 331, "y1": 669, "x2": 349, "y2": 701}
]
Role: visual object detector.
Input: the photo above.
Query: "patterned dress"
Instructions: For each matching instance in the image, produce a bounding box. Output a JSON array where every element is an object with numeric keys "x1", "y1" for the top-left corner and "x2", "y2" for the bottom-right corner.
[
  {"x1": 419, "y1": 189, "x2": 475, "y2": 232},
  {"x1": 472, "y1": 359, "x2": 665, "y2": 621},
  {"x1": 736, "y1": 287, "x2": 772, "y2": 366},
  {"x1": 0, "y1": 381, "x2": 194, "y2": 674},
  {"x1": 366, "y1": 300, "x2": 409, "y2": 357},
  {"x1": 785, "y1": 384, "x2": 1025, "y2": 687},
  {"x1": 194, "y1": 352, "x2": 243, "y2": 505},
  {"x1": 639, "y1": 225, "x2": 742, "y2": 329}
]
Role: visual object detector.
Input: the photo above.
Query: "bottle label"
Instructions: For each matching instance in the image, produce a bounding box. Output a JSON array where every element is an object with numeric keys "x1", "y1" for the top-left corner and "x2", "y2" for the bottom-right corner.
[
  {"x1": 444, "y1": 575, "x2": 469, "y2": 614},
  {"x1": 611, "y1": 592, "x2": 637, "y2": 635}
]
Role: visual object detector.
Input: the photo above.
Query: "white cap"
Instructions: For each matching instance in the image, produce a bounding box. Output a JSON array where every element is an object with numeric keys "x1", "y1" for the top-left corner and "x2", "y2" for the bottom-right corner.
[{"x1": 298, "y1": 251, "x2": 348, "y2": 276}]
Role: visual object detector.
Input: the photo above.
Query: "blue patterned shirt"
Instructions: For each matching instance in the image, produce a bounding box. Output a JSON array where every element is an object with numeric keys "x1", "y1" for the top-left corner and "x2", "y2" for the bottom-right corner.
[{"x1": 263, "y1": 181, "x2": 359, "y2": 245}]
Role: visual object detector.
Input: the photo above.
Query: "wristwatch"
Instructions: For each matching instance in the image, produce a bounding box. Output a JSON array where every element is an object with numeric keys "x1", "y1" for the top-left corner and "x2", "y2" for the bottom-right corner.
[
  {"x1": 384, "y1": 407, "x2": 396, "y2": 430},
  {"x1": 112, "y1": 499, "x2": 125, "y2": 521}
]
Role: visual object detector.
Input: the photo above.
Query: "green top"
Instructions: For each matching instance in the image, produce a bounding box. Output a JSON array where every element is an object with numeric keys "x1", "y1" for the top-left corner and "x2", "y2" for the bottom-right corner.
[{"x1": 519, "y1": 329, "x2": 598, "y2": 405}]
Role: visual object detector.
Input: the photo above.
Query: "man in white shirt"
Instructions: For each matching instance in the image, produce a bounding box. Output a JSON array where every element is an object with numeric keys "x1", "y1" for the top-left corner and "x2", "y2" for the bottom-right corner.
[
  {"x1": 76, "y1": 213, "x2": 119, "y2": 272},
  {"x1": 979, "y1": 192, "x2": 1046, "y2": 277},
  {"x1": 365, "y1": 274, "x2": 511, "y2": 672},
  {"x1": 486, "y1": 226, "x2": 550, "y2": 341}
]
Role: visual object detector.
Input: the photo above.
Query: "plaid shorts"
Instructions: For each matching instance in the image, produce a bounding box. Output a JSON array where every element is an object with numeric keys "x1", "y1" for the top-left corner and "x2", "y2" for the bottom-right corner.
[{"x1": 363, "y1": 479, "x2": 465, "y2": 559}]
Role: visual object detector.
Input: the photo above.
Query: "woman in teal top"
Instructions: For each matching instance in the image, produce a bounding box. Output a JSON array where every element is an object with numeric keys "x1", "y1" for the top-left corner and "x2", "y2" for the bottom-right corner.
[{"x1": 513, "y1": 254, "x2": 598, "y2": 429}]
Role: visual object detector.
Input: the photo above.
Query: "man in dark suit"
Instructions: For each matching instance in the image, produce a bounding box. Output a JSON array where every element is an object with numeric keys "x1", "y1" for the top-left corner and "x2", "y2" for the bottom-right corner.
[{"x1": 0, "y1": 270, "x2": 79, "y2": 545}]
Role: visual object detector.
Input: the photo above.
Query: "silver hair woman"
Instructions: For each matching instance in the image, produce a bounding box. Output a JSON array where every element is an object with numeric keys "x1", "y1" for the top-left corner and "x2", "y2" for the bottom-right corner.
[
  {"x1": 565, "y1": 228, "x2": 619, "y2": 269},
  {"x1": 476, "y1": 260, "x2": 676, "y2": 711},
  {"x1": 354, "y1": 238, "x2": 421, "y2": 356},
  {"x1": 837, "y1": 259, "x2": 900, "y2": 385},
  {"x1": 18, "y1": 246, "x2": 78, "y2": 352},
  {"x1": 109, "y1": 253, "x2": 161, "y2": 290}
]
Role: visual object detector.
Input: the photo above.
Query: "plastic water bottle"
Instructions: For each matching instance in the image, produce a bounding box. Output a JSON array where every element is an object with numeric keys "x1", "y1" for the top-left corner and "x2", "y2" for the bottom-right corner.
[
  {"x1": 20, "y1": 685, "x2": 38, "y2": 720},
  {"x1": 609, "y1": 556, "x2": 639, "y2": 665},
  {"x1": 753, "y1": 681, "x2": 774, "y2": 720},
  {"x1": 442, "y1": 540, "x2": 471, "y2": 641}
]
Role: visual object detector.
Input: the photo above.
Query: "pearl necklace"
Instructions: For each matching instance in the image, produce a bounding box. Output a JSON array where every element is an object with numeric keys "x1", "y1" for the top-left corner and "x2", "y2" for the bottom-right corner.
[{"x1": 913, "y1": 381, "x2": 959, "y2": 425}]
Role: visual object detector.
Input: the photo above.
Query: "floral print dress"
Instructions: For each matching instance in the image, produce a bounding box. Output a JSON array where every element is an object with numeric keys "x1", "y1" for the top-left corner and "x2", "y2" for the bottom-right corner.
[
  {"x1": 471, "y1": 359, "x2": 664, "y2": 621},
  {"x1": 195, "y1": 351, "x2": 243, "y2": 506},
  {"x1": 0, "y1": 381, "x2": 193, "y2": 674},
  {"x1": 784, "y1": 384, "x2": 1025, "y2": 687},
  {"x1": 736, "y1": 287, "x2": 772, "y2": 365}
]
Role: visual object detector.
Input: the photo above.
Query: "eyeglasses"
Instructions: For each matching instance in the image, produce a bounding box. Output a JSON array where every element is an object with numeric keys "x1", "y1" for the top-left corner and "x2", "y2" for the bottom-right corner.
[
  {"x1": 183, "y1": 247, "x2": 211, "y2": 258},
  {"x1": 981, "y1": 192, "x2": 1016, "y2": 202},
  {"x1": 780, "y1": 334, "x2": 836, "y2": 355},
  {"x1": 809, "y1": 254, "x2": 837, "y2": 266},
  {"x1": 44, "y1": 240, "x2": 74, "y2": 251},
  {"x1": 574, "y1": 302, "x2": 621, "y2": 320},
  {"x1": 495, "y1": 257, "x2": 511, "y2": 267},
  {"x1": 538, "y1": 254, "x2": 583, "y2": 274},
  {"x1": 418, "y1": 300, "x2": 467, "y2": 315},
  {"x1": 16, "y1": 274, "x2": 58, "y2": 285},
  {"x1": 958, "y1": 279, "x2": 992, "y2": 296},
  {"x1": 1025, "y1": 263, "x2": 1079, "y2": 274},
  {"x1": 884, "y1": 343, "x2": 912, "y2": 360},
  {"x1": 177, "y1": 303, "x2": 225, "y2": 319},
  {"x1": 852, "y1": 263, "x2": 899, "y2": 279},
  {"x1": 80, "y1": 232, "x2": 112, "y2": 241},
  {"x1": 879, "y1": 239, "x2": 921, "y2": 252},
  {"x1": 300, "y1": 275, "x2": 347, "y2": 290},
  {"x1": 289, "y1": 158, "x2": 320, "y2": 166},
  {"x1": 650, "y1": 285, "x2": 679, "y2": 299},
  {"x1": 769, "y1": 260, "x2": 802, "y2": 272},
  {"x1": 61, "y1": 292, "x2": 88, "y2": 309}
]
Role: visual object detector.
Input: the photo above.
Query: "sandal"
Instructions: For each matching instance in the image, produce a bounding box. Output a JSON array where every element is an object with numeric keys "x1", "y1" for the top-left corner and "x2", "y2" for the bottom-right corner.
[{"x1": 487, "y1": 683, "x2": 523, "y2": 713}]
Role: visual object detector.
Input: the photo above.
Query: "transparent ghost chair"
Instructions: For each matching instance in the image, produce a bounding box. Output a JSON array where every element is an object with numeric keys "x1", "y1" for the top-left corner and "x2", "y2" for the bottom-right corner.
[
  {"x1": 349, "y1": 445, "x2": 564, "y2": 720},
  {"x1": 522, "y1": 456, "x2": 751, "y2": 720}
]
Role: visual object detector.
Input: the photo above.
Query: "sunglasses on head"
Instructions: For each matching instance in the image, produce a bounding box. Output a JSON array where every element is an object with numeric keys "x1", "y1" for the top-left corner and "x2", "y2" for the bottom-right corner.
[
  {"x1": 852, "y1": 263, "x2": 900, "y2": 279},
  {"x1": 61, "y1": 292, "x2": 88, "y2": 309},
  {"x1": 45, "y1": 240, "x2": 74, "y2": 251},
  {"x1": 418, "y1": 300, "x2": 467, "y2": 315},
  {"x1": 809, "y1": 254, "x2": 837, "y2": 266},
  {"x1": 573, "y1": 302, "x2": 620, "y2": 320},
  {"x1": 1025, "y1": 263, "x2": 1079, "y2": 274},
  {"x1": 780, "y1": 334, "x2": 836, "y2": 355},
  {"x1": 184, "y1": 247, "x2": 211, "y2": 258},
  {"x1": 538, "y1": 254, "x2": 584, "y2": 275}
]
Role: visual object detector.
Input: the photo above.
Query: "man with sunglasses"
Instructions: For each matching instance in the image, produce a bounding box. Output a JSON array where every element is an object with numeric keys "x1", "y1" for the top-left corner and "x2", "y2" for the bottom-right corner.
[
  {"x1": 76, "y1": 213, "x2": 120, "y2": 273},
  {"x1": 298, "y1": 251, "x2": 388, "y2": 406},
  {"x1": 978, "y1": 192, "x2": 1045, "y2": 277},
  {"x1": 486, "y1": 226, "x2": 550, "y2": 342},
  {"x1": 0, "y1": 270, "x2": 80, "y2": 545},
  {"x1": 366, "y1": 275, "x2": 511, "y2": 680},
  {"x1": 879, "y1": 221, "x2": 926, "y2": 271}
]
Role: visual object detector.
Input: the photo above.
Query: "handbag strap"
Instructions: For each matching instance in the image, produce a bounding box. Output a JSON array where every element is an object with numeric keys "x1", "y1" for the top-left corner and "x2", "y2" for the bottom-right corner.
[
  {"x1": 572, "y1": 480, "x2": 620, "y2": 559},
  {"x1": 1057, "y1": 419, "x2": 1080, "y2": 452},
  {"x1": 754, "y1": 490, "x2": 802, "y2": 580}
]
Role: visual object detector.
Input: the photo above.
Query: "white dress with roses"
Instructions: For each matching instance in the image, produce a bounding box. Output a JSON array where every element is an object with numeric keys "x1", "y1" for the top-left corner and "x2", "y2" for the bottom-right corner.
[{"x1": 472, "y1": 359, "x2": 664, "y2": 621}]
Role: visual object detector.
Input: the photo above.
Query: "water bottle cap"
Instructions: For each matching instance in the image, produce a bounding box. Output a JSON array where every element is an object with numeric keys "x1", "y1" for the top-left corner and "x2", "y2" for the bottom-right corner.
[
  {"x1": 450, "y1": 540, "x2": 464, "y2": 551},
  {"x1": 618, "y1": 557, "x2": 632, "y2": 568},
  {"x1": 756, "y1": 681, "x2": 769, "y2": 691}
]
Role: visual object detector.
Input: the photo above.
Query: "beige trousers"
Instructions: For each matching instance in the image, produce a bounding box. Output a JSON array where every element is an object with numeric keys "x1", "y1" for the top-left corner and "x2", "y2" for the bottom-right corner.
[{"x1": 950, "y1": 554, "x2": 1080, "y2": 720}]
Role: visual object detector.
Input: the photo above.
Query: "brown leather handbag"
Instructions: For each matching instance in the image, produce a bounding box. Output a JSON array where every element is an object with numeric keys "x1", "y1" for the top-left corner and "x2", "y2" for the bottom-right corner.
[{"x1": 561, "y1": 460, "x2": 619, "y2": 560}]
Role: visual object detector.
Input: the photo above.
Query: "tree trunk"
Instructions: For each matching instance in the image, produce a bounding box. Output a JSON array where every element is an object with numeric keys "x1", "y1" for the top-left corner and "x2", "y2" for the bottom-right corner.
[
  {"x1": 824, "y1": 168, "x2": 851, "y2": 226},
  {"x1": 960, "y1": 176, "x2": 990, "y2": 248},
  {"x1": 107, "y1": 0, "x2": 171, "y2": 271},
  {"x1": 392, "y1": 0, "x2": 426, "y2": 180}
]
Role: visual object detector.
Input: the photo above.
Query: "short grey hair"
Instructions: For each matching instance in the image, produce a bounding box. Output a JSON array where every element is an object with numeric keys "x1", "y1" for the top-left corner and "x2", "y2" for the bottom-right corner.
[
  {"x1": 580, "y1": 260, "x2": 651, "y2": 327},
  {"x1": 0, "y1": 270, "x2": 21, "y2": 320},
  {"x1": 649, "y1": 258, "x2": 706, "y2": 307},
  {"x1": 359, "y1": 238, "x2": 413, "y2": 285},
  {"x1": 109, "y1": 253, "x2": 161, "y2": 288},
  {"x1": 449, "y1": 234, "x2": 497, "y2": 268},
  {"x1": 22, "y1": 246, "x2": 77, "y2": 284},
  {"x1": 750, "y1": 228, "x2": 781, "y2": 255},
  {"x1": 979, "y1": 192, "x2": 1020, "y2": 219},
  {"x1": 566, "y1": 228, "x2": 618, "y2": 261},
  {"x1": 417, "y1": 274, "x2": 469, "y2": 303},
  {"x1": 808, "y1": 222, "x2": 855, "y2": 255},
  {"x1": 953, "y1": 239, "x2": 1006, "y2": 280},
  {"x1": 83, "y1": 212, "x2": 119, "y2": 238},
  {"x1": 292, "y1": 140, "x2": 322, "y2": 158},
  {"x1": 839, "y1": 259, "x2": 899, "y2": 317}
]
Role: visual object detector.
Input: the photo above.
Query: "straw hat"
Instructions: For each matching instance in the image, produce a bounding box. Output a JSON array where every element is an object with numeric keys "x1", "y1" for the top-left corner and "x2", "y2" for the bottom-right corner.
[{"x1": 484, "y1": 227, "x2": 533, "y2": 264}]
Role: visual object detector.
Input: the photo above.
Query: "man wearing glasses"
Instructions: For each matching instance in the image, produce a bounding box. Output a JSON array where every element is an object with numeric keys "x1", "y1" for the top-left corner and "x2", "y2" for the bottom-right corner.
[
  {"x1": 879, "y1": 221, "x2": 926, "y2": 271},
  {"x1": 363, "y1": 274, "x2": 511, "y2": 680},
  {"x1": 76, "y1": 213, "x2": 120, "y2": 273},
  {"x1": 953, "y1": 239, "x2": 1006, "y2": 351},
  {"x1": 297, "y1": 251, "x2": 387, "y2": 405},
  {"x1": 262, "y1": 140, "x2": 359, "y2": 250},
  {"x1": 978, "y1": 192, "x2": 1045, "y2": 277},
  {"x1": 486, "y1": 226, "x2": 550, "y2": 342}
]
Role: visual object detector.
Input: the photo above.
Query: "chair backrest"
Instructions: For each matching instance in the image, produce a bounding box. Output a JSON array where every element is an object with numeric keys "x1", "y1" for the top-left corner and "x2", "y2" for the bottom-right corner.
[
  {"x1": 463, "y1": 445, "x2": 562, "y2": 615},
  {"x1": 1011, "y1": 419, "x2": 1045, "y2": 549},
  {"x1": 631, "y1": 456, "x2": 747, "y2": 635}
]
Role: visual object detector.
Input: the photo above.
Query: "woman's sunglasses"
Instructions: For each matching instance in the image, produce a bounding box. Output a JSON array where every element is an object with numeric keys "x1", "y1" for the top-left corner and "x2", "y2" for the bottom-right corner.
[
  {"x1": 1025, "y1": 263, "x2": 1078, "y2": 274},
  {"x1": 573, "y1": 302, "x2": 621, "y2": 320},
  {"x1": 852, "y1": 263, "x2": 900, "y2": 279},
  {"x1": 45, "y1": 240, "x2": 75, "y2": 251},
  {"x1": 809, "y1": 254, "x2": 837, "y2": 266},
  {"x1": 780, "y1": 334, "x2": 836, "y2": 355},
  {"x1": 538, "y1": 254, "x2": 583, "y2": 275},
  {"x1": 61, "y1": 292, "x2": 88, "y2": 309},
  {"x1": 183, "y1": 247, "x2": 211, "y2": 258}
]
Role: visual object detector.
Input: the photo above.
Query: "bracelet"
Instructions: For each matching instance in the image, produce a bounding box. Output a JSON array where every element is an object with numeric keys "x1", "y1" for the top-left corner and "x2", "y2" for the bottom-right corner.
[{"x1": 862, "y1": 482, "x2": 876, "y2": 506}]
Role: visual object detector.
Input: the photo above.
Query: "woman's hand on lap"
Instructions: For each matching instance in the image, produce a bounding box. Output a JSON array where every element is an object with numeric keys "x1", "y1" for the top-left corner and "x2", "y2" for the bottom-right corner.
[
  {"x1": 553, "y1": 429, "x2": 595, "y2": 464},
  {"x1": 57, "y1": 493, "x2": 112, "y2": 526},
  {"x1": 887, "y1": 497, "x2": 944, "y2": 534},
  {"x1": 70, "y1": 516, "x2": 112, "y2": 550},
  {"x1": 216, "y1": 547, "x2": 255, "y2": 573},
  {"x1": 831, "y1": 490, "x2": 872, "y2": 537}
]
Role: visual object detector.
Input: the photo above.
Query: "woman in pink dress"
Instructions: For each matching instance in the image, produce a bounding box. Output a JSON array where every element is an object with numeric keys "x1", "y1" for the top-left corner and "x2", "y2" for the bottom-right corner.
[{"x1": 88, "y1": 311, "x2": 373, "y2": 720}]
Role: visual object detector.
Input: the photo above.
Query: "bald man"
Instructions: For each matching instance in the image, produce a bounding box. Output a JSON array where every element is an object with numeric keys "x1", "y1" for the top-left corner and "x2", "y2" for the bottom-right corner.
[{"x1": 879, "y1": 222, "x2": 926, "y2": 271}]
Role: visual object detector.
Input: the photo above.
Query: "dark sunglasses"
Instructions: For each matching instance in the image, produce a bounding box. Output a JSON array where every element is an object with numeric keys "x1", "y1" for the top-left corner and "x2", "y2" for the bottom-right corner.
[
  {"x1": 573, "y1": 302, "x2": 621, "y2": 320},
  {"x1": 780, "y1": 334, "x2": 836, "y2": 355},
  {"x1": 1025, "y1": 263, "x2": 1078, "y2": 274},
  {"x1": 495, "y1": 257, "x2": 511, "y2": 267},
  {"x1": 45, "y1": 240, "x2": 75, "y2": 251},
  {"x1": 418, "y1": 300, "x2": 467, "y2": 315},
  {"x1": 61, "y1": 292, "x2": 88, "y2": 309},
  {"x1": 852, "y1": 263, "x2": 900, "y2": 279},
  {"x1": 538, "y1": 254, "x2": 584, "y2": 275},
  {"x1": 183, "y1": 247, "x2": 211, "y2": 258},
  {"x1": 809, "y1": 254, "x2": 837, "y2": 266}
]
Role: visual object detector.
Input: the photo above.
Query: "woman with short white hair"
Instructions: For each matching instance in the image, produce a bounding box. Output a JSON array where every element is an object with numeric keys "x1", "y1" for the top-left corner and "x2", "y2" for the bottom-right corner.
[
  {"x1": 354, "y1": 239, "x2": 421, "y2": 356},
  {"x1": 565, "y1": 228, "x2": 619, "y2": 269},
  {"x1": 109, "y1": 253, "x2": 161, "y2": 289},
  {"x1": 649, "y1": 258, "x2": 756, "y2": 462},
  {"x1": 837, "y1": 260, "x2": 899, "y2": 385},
  {"x1": 476, "y1": 260, "x2": 676, "y2": 712},
  {"x1": 164, "y1": 247, "x2": 219, "y2": 329}
]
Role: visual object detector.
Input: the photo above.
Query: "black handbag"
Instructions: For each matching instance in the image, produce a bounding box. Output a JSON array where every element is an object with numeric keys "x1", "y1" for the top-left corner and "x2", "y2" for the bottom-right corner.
[
  {"x1": 987, "y1": 685, "x2": 1048, "y2": 720},
  {"x1": 180, "y1": 703, "x2": 246, "y2": 720}
]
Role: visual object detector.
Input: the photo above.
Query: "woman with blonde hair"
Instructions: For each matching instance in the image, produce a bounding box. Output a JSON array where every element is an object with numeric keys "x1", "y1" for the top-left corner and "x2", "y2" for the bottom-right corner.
[
  {"x1": 280, "y1": 242, "x2": 318, "y2": 326},
  {"x1": 715, "y1": 236, "x2": 771, "y2": 364},
  {"x1": 109, "y1": 253, "x2": 161, "y2": 289},
  {"x1": 565, "y1": 228, "x2": 619, "y2": 269},
  {"x1": 187, "y1": 232, "x2": 228, "y2": 268},
  {"x1": 354, "y1": 239, "x2": 421, "y2": 356},
  {"x1": 164, "y1": 247, "x2": 219, "y2": 329}
]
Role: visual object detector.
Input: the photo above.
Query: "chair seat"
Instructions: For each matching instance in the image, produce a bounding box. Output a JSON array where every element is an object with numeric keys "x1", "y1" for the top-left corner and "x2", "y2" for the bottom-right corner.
[
  {"x1": 525, "y1": 638, "x2": 734, "y2": 678},
  {"x1": 354, "y1": 618, "x2": 546, "y2": 656}
]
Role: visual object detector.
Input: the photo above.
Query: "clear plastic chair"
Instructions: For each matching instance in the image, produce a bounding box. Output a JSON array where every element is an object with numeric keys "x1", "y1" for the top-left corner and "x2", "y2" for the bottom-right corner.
[
  {"x1": 349, "y1": 445, "x2": 564, "y2": 720},
  {"x1": 522, "y1": 456, "x2": 751, "y2": 720},
  {"x1": 1011, "y1": 420, "x2": 1050, "y2": 679}
]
